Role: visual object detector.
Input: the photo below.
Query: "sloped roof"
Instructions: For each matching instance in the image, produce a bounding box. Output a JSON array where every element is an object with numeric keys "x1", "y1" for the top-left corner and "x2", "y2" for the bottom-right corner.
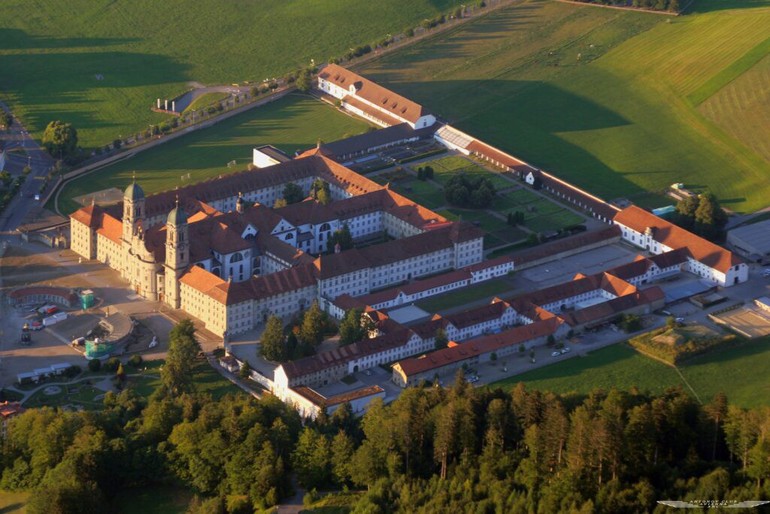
[
  {"x1": 227, "y1": 263, "x2": 317, "y2": 305},
  {"x1": 281, "y1": 329, "x2": 413, "y2": 379},
  {"x1": 96, "y1": 213, "x2": 123, "y2": 244},
  {"x1": 396, "y1": 318, "x2": 560, "y2": 377},
  {"x1": 70, "y1": 204, "x2": 101, "y2": 228},
  {"x1": 614, "y1": 206, "x2": 741, "y2": 273},
  {"x1": 319, "y1": 64, "x2": 428, "y2": 124},
  {"x1": 180, "y1": 266, "x2": 228, "y2": 299}
]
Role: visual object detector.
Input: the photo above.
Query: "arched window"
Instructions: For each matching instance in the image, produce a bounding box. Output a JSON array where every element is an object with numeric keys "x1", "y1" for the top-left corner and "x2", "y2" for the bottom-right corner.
[
  {"x1": 320, "y1": 223, "x2": 331, "y2": 232},
  {"x1": 212, "y1": 267, "x2": 221, "y2": 277},
  {"x1": 230, "y1": 252, "x2": 243, "y2": 264},
  {"x1": 284, "y1": 233, "x2": 294, "y2": 240}
]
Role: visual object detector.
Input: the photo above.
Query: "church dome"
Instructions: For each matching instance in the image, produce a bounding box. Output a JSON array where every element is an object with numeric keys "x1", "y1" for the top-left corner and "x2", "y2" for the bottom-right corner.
[
  {"x1": 167, "y1": 202, "x2": 187, "y2": 225},
  {"x1": 124, "y1": 181, "x2": 145, "y2": 201}
]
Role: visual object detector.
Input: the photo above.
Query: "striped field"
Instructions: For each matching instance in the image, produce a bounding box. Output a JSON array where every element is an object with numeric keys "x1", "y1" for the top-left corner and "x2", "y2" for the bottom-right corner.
[{"x1": 358, "y1": 0, "x2": 770, "y2": 212}]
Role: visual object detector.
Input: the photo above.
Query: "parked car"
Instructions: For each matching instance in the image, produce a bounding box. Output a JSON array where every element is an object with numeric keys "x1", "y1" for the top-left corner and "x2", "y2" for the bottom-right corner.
[
  {"x1": 675, "y1": 317, "x2": 685, "y2": 324},
  {"x1": 148, "y1": 336, "x2": 158, "y2": 348},
  {"x1": 561, "y1": 347, "x2": 571, "y2": 354},
  {"x1": 551, "y1": 351, "x2": 561, "y2": 357},
  {"x1": 30, "y1": 321, "x2": 43, "y2": 331},
  {"x1": 467, "y1": 375, "x2": 479, "y2": 383}
]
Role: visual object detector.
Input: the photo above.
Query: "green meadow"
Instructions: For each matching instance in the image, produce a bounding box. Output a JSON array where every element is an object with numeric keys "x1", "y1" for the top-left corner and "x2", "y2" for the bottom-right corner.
[
  {"x1": 0, "y1": 0, "x2": 462, "y2": 149},
  {"x1": 492, "y1": 337, "x2": 770, "y2": 409},
  {"x1": 56, "y1": 94, "x2": 370, "y2": 214},
  {"x1": 358, "y1": 0, "x2": 770, "y2": 213}
]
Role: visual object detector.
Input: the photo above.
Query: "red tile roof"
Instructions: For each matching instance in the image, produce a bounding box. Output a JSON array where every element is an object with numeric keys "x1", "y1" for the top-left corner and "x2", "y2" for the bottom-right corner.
[
  {"x1": 614, "y1": 206, "x2": 741, "y2": 273},
  {"x1": 180, "y1": 266, "x2": 228, "y2": 298},
  {"x1": 227, "y1": 263, "x2": 317, "y2": 305},
  {"x1": 342, "y1": 95, "x2": 405, "y2": 127},
  {"x1": 96, "y1": 213, "x2": 123, "y2": 244},
  {"x1": 0, "y1": 401, "x2": 24, "y2": 420},
  {"x1": 293, "y1": 384, "x2": 385, "y2": 408},
  {"x1": 396, "y1": 318, "x2": 560, "y2": 377},
  {"x1": 281, "y1": 329, "x2": 413, "y2": 379},
  {"x1": 8, "y1": 287, "x2": 79, "y2": 305},
  {"x1": 313, "y1": 222, "x2": 483, "y2": 280},
  {"x1": 70, "y1": 204, "x2": 101, "y2": 228},
  {"x1": 319, "y1": 64, "x2": 428, "y2": 124},
  {"x1": 466, "y1": 139, "x2": 533, "y2": 173}
]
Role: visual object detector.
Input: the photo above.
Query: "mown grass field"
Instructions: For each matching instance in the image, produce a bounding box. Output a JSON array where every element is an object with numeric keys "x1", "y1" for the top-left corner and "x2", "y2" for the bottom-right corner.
[
  {"x1": 358, "y1": 0, "x2": 770, "y2": 213},
  {"x1": 492, "y1": 336, "x2": 770, "y2": 409},
  {"x1": 0, "y1": 0, "x2": 464, "y2": 150},
  {"x1": 56, "y1": 94, "x2": 370, "y2": 214}
]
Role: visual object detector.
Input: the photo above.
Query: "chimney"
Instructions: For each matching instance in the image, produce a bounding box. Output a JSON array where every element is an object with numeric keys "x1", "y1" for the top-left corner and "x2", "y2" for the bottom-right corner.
[{"x1": 236, "y1": 192, "x2": 245, "y2": 214}]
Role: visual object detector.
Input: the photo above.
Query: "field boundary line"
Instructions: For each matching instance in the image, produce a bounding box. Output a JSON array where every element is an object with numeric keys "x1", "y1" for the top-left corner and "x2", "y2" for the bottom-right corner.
[
  {"x1": 553, "y1": 0, "x2": 679, "y2": 16},
  {"x1": 674, "y1": 365, "x2": 702, "y2": 404}
]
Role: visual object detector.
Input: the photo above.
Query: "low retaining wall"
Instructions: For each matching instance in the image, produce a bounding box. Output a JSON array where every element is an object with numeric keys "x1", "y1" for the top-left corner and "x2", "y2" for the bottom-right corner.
[{"x1": 7, "y1": 287, "x2": 78, "y2": 307}]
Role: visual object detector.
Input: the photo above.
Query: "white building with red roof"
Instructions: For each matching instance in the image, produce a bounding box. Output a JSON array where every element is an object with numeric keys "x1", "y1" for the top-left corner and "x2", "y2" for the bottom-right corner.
[
  {"x1": 69, "y1": 152, "x2": 483, "y2": 337},
  {"x1": 317, "y1": 64, "x2": 436, "y2": 129},
  {"x1": 613, "y1": 206, "x2": 747, "y2": 287}
]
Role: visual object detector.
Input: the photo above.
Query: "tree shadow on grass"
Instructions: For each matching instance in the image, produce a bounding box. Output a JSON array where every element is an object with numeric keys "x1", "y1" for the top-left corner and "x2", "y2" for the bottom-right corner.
[
  {"x1": 396, "y1": 79, "x2": 652, "y2": 200},
  {"x1": 684, "y1": 0, "x2": 770, "y2": 14},
  {"x1": 0, "y1": 28, "x2": 138, "y2": 50}
]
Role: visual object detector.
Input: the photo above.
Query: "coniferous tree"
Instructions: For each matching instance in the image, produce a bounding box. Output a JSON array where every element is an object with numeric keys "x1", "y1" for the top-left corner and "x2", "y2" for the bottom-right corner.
[
  {"x1": 300, "y1": 301, "x2": 325, "y2": 346},
  {"x1": 260, "y1": 315, "x2": 286, "y2": 361}
]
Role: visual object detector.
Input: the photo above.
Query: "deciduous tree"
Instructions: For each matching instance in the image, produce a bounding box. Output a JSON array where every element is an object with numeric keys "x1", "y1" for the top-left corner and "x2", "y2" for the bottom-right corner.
[
  {"x1": 42, "y1": 120, "x2": 78, "y2": 159},
  {"x1": 161, "y1": 319, "x2": 199, "y2": 396}
]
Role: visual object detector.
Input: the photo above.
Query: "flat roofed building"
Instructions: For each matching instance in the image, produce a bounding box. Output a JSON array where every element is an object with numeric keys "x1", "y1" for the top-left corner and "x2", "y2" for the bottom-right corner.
[{"x1": 727, "y1": 219, "x2": 770, "y2": 264}]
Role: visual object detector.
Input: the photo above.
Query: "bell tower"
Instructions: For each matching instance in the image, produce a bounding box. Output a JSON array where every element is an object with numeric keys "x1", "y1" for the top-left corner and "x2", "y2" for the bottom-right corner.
[
  {"x1": 164, "y1": 197, "x2": 189, "y2": 308},
  {"x1": 122, "y1": 175, "x2": 145, "y2": 243}
]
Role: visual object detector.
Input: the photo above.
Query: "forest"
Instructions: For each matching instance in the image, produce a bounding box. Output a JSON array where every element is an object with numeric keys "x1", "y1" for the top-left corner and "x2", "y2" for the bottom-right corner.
[{"x1": 2, "y1": 322, "x2": 770, "y2": 513}]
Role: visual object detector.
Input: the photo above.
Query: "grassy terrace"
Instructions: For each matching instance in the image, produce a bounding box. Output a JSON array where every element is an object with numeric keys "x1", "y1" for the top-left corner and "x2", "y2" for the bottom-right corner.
[
  {"x1": 492, "y1": 336, "x2": 770, "y2": 409},
  {"x1": 0, "y1": 0, "x2": 464, "y2": 149},
  {"x1": 57, "y1": 94, "x2": 370, "y2": 214},
  {"x1": 358, "y1": 0, "x2": 770, "y2": 213}
]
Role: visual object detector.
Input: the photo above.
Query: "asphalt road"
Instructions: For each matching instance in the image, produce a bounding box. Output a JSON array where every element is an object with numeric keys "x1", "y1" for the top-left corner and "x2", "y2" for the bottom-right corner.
[{"x1": 0, "y1": 102, "x2": 56, "y2": 233}]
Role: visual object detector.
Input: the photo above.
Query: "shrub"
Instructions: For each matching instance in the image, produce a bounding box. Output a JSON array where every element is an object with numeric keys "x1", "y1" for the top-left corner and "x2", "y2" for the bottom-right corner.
[
  {"x1": 129, "y1": 354, "x2": 143, "y2": 368},
  {"x1": 104, "y1": 357, "x2": 121, "y2": 372},
  {"x1": 63, "y1": 365, "x2": 81, "y2": 378},
  {"x1": 87, "y1": 359, "x2": 101, "y2": 372}
]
